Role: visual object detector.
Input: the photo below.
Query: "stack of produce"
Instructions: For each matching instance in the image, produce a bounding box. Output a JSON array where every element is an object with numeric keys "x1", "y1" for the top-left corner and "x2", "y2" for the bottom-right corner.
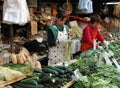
[
  {"x1": 0, "y1": 66, "x2": 25, "y2": 82},
  {"x1": 10, "y1": 47, "x2": 41, "y2": 69},
  {"x1": 70, "y1": 40, "x2": 120, "y2": 88},
  {"x1": 3, "y1": 63, "x2": 34, "y2": 75},
  {"x1": 113, "y1": 4, "x2": 120, "y2": 18},
  {"x1": 12, "y1": 65, "x2": 74, "y2": 88},
  {"x1": 99, "y1": 25, "x2": 115, "y2": 40},
  {"x1": 72, "y1": 62, "x2": 120, "y2": 88},
  {"x1": 108, "y1": 40, "x2": 120, "y2": 58}
]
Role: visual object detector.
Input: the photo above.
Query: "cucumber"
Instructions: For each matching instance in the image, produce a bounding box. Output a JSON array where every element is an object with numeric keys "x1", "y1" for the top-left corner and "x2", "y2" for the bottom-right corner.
[
  {"x1": 55, "y1": 66, "x2": 67, "y2": 70},
  {"x1": 42, "y1": 68, "x2": 59, "y2": 75},
  {"x1": 34, "y1": 68, "x2": 43, "y2": 73},
  {"x1": 46, "y1": 65, "x2": 65, "y2": 74},
  {"x1": 20, "y1": 79, "x2": 38, "y2": 86},
  {"x1": 31, "y1": 72, "x2": 42, "y2": 77},
  {"x1": 58, "y1": 75, "x2": 65, "y2": 78},
  {"x1": 20, "y1": 76, "x2": 39, "y2": 84},
  {"x1": 65, "y1": 68, "x2": 73, "y2": 74},
  {"x1": 38, "y1": 76, "x2": 53, "y2": 83},
  {"x1": 38, "y1": 76, "x2": 58, "y2": 83},
  {"x1": 67, "y1": 66, "x2": 73, "y2": 69},
  {"x1": 14, "y1": 83, "x2": 44, "y2": 88},
  {"x1": 41, "y1": 73, "x2": 56, "y2": 77},
  {"x1": 12, "y1": 84, "x2": 23, "y2": 88}
]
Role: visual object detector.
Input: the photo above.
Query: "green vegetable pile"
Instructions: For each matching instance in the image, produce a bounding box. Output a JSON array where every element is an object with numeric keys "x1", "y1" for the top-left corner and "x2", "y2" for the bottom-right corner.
[
  {"x1": 108, "y1": 40, "x2": 120, "y2": 58},
  {"x1": 70, "y1": 40, "x2": 120, "y2": 88},
  {"x1": 73, "y1": 64, "x2": 120, "y2": 88},
  {"x1": 11, "y1": 65, "x2": 74, "y2": 88}
]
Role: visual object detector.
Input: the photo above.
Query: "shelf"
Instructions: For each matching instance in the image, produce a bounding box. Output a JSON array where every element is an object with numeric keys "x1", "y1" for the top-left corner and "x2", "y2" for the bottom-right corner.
[
  {"x1": 34, "y1": 10, "x2": 52, "y2": 16},
  {"x1": 0, "y1": 75, "x2": 26, "y2": 87},
  {"x1": 0, "y1": 72, "x2": 33, "y2": 87}
]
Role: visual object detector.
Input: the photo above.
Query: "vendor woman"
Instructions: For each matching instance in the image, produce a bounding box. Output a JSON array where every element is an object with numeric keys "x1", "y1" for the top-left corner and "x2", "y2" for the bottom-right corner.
[
  {"x1": 47, "y1": 10, "x2": 72, "y2": 66},
  {"x1": 81, "y1": 14, "x2": 109, "y2": 52}
]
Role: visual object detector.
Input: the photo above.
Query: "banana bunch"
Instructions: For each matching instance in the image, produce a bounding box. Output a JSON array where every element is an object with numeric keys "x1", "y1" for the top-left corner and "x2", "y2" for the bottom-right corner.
[{"x1": 0, "y1": 66, "x2": 24, "y2": 81}]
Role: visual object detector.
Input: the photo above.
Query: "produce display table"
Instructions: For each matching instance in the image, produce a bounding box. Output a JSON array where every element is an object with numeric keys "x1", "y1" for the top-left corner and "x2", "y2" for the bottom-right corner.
[
  {"x1": 0, "y1": 75, "x2": 26, "y2": 87},
  {"x1": 0, "y1": 71, "x2": 33, "y2": 87},
  {"x1": 61, "y1": 80, "x2": 75, "y2": 88}
]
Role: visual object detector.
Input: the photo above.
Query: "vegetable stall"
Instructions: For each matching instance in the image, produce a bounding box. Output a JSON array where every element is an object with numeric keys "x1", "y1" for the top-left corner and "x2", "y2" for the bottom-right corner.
[{"x1": 70, "y1": 40, "x2": 120, "y2": 88}]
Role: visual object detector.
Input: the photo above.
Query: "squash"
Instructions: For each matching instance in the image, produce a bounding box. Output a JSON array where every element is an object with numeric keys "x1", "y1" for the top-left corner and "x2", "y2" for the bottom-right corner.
[
  {"x1": 16, "y1": 54, "x2": 24, "y2": 64},
  {"x1": 11, "y1": 54, "x2": 17, "y2": 64},
  {"x1": 20, "y1": 51, "x2": 27, "y2": 62},
  {"x1": 26, "y1": 56, "x2": 33, "y2": 64},
  {"x1": 35, "y1": 61, "x2": 41, "y2": 69},
  {"x1": 32, "y1": 53, "x2": 38, "y2": 62},
  {"x1": 21, "y1": 47, "x2": 30, "y2": 58}
]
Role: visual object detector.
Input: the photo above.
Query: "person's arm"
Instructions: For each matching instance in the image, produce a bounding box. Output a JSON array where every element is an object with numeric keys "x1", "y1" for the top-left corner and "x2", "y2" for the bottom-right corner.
[
  {"x1": 96, "y1": 29, "x2": 105, "y2": 42},
  {"x1": 47, "y1": 29, "x2": 56, "y2": 47}
]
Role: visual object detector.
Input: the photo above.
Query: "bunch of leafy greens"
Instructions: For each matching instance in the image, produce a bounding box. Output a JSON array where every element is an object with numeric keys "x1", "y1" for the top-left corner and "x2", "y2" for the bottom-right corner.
[{"x1": 73, "y1": 64, "x2": 120, "y2": 88}]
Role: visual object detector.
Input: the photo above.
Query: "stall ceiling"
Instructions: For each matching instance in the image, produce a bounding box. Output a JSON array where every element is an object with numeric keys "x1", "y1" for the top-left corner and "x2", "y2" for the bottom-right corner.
[
  {"x1": 41, "y1": 0, "x2": 120, "y2": 2},
  {"x1": 92, "y1": 0, "x2": 120, "y2": 2},
  {"x1": 92, "y1": 0, "x2": 120, "y2": 4}
]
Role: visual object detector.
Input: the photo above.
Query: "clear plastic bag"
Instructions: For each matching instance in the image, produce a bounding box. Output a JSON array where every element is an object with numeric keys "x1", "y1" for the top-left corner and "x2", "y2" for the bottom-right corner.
[{"x1": 0, "y1": 50, "x2": 11, "y2": 65}]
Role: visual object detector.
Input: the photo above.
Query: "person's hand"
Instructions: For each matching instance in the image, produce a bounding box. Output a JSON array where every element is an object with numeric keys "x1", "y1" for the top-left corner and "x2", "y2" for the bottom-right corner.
[
  {"x1": 98, "y1": 46, "x2": 103, "y2": 49},
  {"x1": 68, "y1": 31, "x2": 73, "y2": 36},
  {"x1": 103, "y1": 40, "x2": 109, "y2": 46},
  {"x1": 68, "y1": 29, "x2": 73, "y2": 37},
  {"x1": 58, "y1": 39, "x2": 72, "y2": 44},
  {"x1": 55, "y1": 39, "x2": 59, "y2": 45},
  {"x1": 66, "y1": 39, "x2": 72, "y2": 43},
  {"x1": 59, "y1": 39, "x2": 66, "y2": 44}
]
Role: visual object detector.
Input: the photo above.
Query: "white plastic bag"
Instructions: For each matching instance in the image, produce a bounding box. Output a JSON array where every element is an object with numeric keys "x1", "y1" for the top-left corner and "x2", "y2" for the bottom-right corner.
[
  {"x1": 78, "y1": 0, "x2": 93, "y2": 14},
  {"x1": 3, "y1": 0, "x2": 30, "y2": 25}
]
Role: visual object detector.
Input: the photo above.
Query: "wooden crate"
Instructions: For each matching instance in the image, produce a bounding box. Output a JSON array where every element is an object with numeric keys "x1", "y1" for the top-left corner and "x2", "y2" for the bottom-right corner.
[{"x1": 0, "y1": 72, "x2": 33, "y2": 87}]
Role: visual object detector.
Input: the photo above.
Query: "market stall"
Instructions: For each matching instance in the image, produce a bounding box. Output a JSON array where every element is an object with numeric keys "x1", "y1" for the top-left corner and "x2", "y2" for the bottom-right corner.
[{"x1": 0, "y1": 0, "x2": 120, "y2": 88}]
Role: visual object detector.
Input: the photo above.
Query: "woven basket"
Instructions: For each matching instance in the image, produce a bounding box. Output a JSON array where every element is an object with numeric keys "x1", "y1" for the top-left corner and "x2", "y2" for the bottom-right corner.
[{"x1": 0, "y1": 54, "x2": 10, "y2": 65}]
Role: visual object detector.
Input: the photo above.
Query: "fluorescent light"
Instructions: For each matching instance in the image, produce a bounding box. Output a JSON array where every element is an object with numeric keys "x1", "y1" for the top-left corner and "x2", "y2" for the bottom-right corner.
[{"x1": 106, "y1": 2, "x2": 120, "y2": 5}]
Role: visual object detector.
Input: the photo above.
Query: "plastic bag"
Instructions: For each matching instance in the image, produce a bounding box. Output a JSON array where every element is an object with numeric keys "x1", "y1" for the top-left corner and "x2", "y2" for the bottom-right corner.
[{"x1": 3, "y1": 0, "x2": 30, "y2": 25}]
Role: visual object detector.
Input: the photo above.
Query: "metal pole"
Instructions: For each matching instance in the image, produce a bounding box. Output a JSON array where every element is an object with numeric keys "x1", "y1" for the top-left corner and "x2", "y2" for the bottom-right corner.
[
  {"x1": 10, "y1": 25, "x2": 14, "y2": 53},
  {"x1": 37, "y1": 0, "x2": 42, "y2": 11}
]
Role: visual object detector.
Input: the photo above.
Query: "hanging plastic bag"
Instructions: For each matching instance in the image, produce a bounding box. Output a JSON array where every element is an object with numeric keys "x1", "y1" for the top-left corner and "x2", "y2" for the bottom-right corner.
[
  {"x1": 78, "y1": 0, "x2": 93, "y2": 14},
  {"x1": 3, "y1": 0, "x2": 30, "y2": 25}
]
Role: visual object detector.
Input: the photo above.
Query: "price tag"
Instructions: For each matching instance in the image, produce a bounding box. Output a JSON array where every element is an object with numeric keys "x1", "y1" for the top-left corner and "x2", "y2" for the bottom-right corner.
[
  {"x1": 98, "y1": 53, "x2": 103, "y2": 66},
  {"x1": 104, "y1": 56, "x2": 112, "y2": 65},
  {"x1": 112, "y1": 58, "x2": 120, "y2": 69},
  {"x1": 74, "y1": 68, "x2": 82, "y2": 80},
  {"x1": 93, "y1": 39, "x2": 96, "y2": 50},
  {"x1": 109, "y1": 33, "x2": 113, "y2": 38}
]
